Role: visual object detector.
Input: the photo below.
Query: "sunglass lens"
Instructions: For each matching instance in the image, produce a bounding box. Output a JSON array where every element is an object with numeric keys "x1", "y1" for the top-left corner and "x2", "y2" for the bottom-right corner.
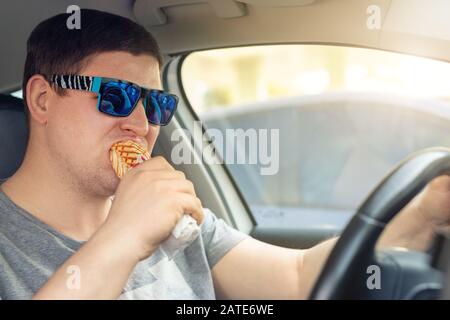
[
  {"x1": 99, "y1": 82, "x2": 140, "y2": 116},
  {"x1": 145, "y1": 90, "x2": 178, "y2": 125}
]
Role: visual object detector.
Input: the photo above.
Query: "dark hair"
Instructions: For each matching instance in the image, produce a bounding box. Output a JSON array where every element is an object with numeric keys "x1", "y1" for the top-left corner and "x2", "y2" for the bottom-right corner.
[{"x1": 22, "y1": 8, "x2": 162, "y2": 124}]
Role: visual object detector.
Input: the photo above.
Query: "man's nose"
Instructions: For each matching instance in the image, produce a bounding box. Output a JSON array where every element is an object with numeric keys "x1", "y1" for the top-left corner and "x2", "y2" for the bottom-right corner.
[{"x1": 119, "y1": 99, "x2": 148, "y2": 137}]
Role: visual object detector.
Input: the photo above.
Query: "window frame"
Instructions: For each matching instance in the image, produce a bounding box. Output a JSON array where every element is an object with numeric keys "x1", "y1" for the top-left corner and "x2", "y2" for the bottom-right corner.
[{"x1": 160, "y1": 54, "x2": 256, "y2": 234}]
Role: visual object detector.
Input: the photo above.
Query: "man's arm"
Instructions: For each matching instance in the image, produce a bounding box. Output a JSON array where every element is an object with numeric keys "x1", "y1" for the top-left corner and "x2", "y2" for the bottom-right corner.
[
  {"x1": 33, "y1": 157, "x2": 204, "y2": 299},
  {"x1": 212, "y1": 194, "x2": 436, "y2": 300},
  {"x1": 212, "y1": 237, "x2": 336, "y2": 299},
  {"x1": 33, "y1": 223, "x2": 145, "y2": 299}
]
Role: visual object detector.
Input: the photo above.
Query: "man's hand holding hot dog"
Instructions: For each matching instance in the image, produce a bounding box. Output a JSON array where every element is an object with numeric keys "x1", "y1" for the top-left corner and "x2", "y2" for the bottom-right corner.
[{"x1": 33, "y1": 155, "x2": 204, "y2": 299}]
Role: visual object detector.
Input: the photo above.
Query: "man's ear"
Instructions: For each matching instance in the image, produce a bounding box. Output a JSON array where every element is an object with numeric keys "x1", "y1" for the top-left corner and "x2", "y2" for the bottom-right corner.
[{"x1": 25, "y1": 74, "x2": 52, "y2": 125}]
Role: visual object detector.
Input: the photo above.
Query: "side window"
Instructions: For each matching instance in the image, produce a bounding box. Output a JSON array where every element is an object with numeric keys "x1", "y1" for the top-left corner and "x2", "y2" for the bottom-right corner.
[{"x1": 181, "y1": 45, "x2": 450, "y2": 220}]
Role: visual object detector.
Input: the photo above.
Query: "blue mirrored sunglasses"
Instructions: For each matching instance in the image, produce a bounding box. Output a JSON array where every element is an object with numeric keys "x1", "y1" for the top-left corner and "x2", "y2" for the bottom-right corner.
[{"x1": 50, "y1": 75, "x2": 178, "y2": 126}]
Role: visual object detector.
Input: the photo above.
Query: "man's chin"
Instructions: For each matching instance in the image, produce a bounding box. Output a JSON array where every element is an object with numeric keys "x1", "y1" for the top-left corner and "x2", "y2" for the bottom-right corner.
[
  {"x1": 94, "y1": 171, "x2": 121, "y2": 197},
  {"x1": 107, "y1": 175, "x2": 121, "y2": 195}
]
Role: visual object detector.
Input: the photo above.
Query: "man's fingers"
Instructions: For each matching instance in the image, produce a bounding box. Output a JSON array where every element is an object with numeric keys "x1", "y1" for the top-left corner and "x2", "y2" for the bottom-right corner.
[
  {"x1": 172, "y1": 180, "x2": 196, "y2": 196},
  {"x1": 133, "y1": 156, "x2": 175, "y2": 172},
  {"x1": 176, "y1": 193, "x2": 204, "y2": 225},
  {"x1": 429, "y1": 175, "x2": 450, "y2": 191},
  {"x1": 130, "y1": 172, "x2": 196, "y2": 196},
  {"x1": 120, "y1": 157, "x2": 203, "y2": 223},
  {"x1": 129, "y1": 169, "x2": 186, "y2": 181}
]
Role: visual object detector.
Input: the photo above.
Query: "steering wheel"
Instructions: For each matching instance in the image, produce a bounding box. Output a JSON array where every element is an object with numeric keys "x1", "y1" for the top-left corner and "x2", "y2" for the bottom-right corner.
[{"x1": 309, "y1": 147, "x2": 450, "y2": 299}]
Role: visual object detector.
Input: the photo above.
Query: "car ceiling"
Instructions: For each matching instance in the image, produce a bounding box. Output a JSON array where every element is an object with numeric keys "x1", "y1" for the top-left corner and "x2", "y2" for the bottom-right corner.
[{"x1": 1, "y1": 0, "x2": 450, "y2": 92}]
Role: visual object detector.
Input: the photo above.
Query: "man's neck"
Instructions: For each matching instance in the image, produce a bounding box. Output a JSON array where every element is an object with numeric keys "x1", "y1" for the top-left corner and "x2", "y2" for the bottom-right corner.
[{"x1": 1, "y1": 152, "x2": 112, "y2": 242}]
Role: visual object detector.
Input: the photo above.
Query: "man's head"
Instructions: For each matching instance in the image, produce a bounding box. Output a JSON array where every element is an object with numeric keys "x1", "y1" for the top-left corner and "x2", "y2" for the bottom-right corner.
[{"x1": 23, "y1": 9, "x2": 164, "y2": 197}]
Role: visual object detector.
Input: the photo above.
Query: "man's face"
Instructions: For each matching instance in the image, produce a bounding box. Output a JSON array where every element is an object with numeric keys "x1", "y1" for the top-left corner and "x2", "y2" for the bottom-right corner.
[{"x1": 44, "y1": 51, "x2": 162, "y2": 196}]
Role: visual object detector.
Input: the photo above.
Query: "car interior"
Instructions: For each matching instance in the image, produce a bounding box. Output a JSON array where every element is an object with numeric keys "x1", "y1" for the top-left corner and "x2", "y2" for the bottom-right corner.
[{"x1": 1, "y1": 0, "x2": 450, "y2": 299}]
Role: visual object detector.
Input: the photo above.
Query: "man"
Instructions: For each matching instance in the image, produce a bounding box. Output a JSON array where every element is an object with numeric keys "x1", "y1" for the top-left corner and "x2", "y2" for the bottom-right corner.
[{"x1": 0, "y1": 9, "x2": 449, "y2": 300}]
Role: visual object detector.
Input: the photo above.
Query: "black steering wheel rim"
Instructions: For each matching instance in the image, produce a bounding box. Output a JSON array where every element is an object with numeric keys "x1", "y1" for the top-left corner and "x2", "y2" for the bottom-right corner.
[{"x1": 309, "y1": 147, "x2": 450, "y2": 299}]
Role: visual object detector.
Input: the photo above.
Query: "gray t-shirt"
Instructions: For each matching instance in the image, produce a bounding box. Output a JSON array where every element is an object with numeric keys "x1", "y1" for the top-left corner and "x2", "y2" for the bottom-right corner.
[{"x1": 0, "y1": 182, "x2": 249, "y2": 300}]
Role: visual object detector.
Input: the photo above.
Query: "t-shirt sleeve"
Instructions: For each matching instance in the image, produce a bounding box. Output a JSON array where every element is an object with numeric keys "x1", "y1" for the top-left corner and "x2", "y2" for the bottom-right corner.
[{"x1": 200, "y1": 208, "x2": 250, "y2": 268}]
